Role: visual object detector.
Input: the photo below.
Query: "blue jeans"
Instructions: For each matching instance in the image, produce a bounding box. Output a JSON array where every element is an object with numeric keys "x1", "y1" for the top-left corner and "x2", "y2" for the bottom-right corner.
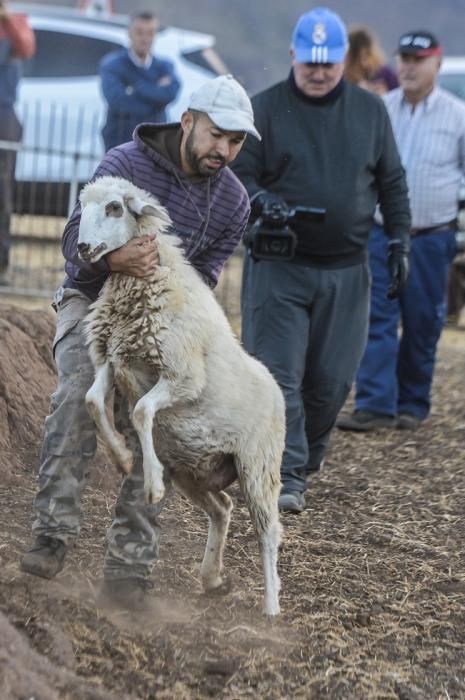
[{"x1": 355, "y1": 224, "x2": 457, "y2": 419}]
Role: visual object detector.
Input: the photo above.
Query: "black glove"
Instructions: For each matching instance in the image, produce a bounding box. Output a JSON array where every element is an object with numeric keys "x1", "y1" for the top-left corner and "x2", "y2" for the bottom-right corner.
[
  {"x1": 387, "y1": 234, "x2": 410, "y2": 299},
  {"x1": 251, "y1": 191, "x2": 288, "y2": 219}
]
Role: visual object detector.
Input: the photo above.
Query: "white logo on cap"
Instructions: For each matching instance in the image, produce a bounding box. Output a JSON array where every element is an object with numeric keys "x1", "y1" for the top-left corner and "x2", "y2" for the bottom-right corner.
[
  {"x1": 312, "y1": 23, "x2": 327, "y2": 45},
  {"x1": 400, "y1": 35, "x2": 413, "y2": 46},
  {"x1": 412, "y1": 36, "x2": 431, "y2": 48},
  {"x1": 400, "y1": 34, "x2": 432, "y2": 49}
]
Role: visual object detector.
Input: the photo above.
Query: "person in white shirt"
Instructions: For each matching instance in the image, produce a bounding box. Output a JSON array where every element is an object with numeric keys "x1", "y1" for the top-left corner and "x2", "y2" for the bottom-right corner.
[{"x1": 338, "y1": 30, "x2": 465, "y2": 432}]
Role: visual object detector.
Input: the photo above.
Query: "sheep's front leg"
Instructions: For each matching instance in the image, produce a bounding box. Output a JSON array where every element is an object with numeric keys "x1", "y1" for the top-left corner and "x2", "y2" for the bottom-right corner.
[
  {"x1": 86, "y1": 362, "x2": 133, "y2": 473},
  {"x1": 132, "y1": 376, "x2": 175, "y2": 504}
]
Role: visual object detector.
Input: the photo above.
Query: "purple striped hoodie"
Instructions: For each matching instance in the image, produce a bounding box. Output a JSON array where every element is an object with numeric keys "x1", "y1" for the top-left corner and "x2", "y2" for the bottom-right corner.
[{"x1": 61, "y1": 122, "x2": 250, "y2": 300}]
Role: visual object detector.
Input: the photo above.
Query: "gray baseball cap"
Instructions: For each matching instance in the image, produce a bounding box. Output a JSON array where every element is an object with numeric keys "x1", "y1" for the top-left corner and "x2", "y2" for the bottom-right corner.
[{"x1": 188, "y1": 74, "x2": 261, "y2": 141}]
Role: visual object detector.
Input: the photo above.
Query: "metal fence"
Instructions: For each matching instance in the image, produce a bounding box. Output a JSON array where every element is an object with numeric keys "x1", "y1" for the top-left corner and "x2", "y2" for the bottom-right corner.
[
  {"x1": 0, "y1": 102, "x2": 102, "y2": 299},
  {"x1": 0, "y1": 127, "x2": 244, "y2": 322}
]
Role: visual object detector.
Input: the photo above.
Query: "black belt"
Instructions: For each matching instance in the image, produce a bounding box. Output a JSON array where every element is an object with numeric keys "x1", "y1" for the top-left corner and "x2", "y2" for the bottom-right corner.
[
  {"x1": 411, "y1": 221, "x2": 456, "y2": 236},
  {"x1": 292, "y1": 249, "x2": 367, "y2": 268}
]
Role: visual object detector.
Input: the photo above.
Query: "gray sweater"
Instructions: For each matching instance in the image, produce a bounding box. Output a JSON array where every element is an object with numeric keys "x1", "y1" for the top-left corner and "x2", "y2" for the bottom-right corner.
[{"x1": 233, "y1": 75, "x2": 411, "y2": 263}]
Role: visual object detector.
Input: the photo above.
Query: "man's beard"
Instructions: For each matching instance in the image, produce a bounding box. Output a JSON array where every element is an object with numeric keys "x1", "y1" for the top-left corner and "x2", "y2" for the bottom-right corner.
[{"x1": 185, "y1": 132, "x2": 226, "y2": 176}]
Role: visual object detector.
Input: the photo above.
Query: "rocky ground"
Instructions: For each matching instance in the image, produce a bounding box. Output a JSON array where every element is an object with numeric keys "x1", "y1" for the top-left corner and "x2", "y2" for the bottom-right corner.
[{"x1": 0, "y1": 304, "x2": 464, "y2": 699}]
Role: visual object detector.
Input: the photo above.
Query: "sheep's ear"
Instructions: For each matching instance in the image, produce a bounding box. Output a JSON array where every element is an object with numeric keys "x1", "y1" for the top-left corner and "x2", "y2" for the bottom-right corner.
[{"x1": 126, "y1": 196, "x2": 158, "y2": 217}]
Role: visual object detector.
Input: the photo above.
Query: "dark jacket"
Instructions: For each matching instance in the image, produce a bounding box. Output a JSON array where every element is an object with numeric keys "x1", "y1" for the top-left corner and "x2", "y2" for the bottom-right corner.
[
  {"x1": 99, "y1": 48, "x2": 180, "y2": 151},
  {"x1": 232, "y1": 75, "x2": 410, "y2": 263}
]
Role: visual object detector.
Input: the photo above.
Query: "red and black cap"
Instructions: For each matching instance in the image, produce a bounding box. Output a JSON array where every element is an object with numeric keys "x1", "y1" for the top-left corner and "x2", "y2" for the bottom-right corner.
[{"x1": 398, "y1": 31, "x2": 442, "y2": 57}]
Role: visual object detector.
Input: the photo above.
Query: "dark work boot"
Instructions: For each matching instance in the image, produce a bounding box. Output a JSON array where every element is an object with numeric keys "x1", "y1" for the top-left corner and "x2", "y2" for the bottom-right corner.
[
  {"x1": 278, "y1": 490, "x2": 306, "y2": 514},
  {"x1": 397, "y1": 413, "x2": 423, "y2": 430},
  {"x1": 337, "y1": 410, "x2": 397, "y2": 432},
  {"x1": 97, "y1": 577, "x2": 154, "y2": 612},
  {"x1": 20, "y1": 536, "x2": 67, "y2": 579}
]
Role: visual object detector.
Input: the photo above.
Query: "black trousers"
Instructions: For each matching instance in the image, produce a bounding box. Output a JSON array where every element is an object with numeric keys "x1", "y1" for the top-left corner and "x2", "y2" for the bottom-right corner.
[
  {"x1": 241, "y1": 255, "x2": 370, "y2": 492},
  {"x1": 0, "y1": 107, "x2": 22, "y2": 269}
]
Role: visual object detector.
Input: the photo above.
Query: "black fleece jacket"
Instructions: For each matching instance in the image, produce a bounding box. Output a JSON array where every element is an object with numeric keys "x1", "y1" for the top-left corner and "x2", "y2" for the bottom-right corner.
[{"x1": 232, "y1": 74, "x2": 411, "y2": 262}]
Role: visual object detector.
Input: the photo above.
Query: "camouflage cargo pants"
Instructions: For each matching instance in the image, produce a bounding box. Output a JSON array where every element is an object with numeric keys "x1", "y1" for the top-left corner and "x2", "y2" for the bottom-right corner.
[{"x1": 32, "y1": 287, "x2": 162, "y2": 580}]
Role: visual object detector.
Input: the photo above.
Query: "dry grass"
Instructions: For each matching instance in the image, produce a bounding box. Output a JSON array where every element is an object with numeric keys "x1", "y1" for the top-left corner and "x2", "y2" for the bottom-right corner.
[
  {"x1": 1, "y1": 231, "x2": 463, "y2": 697},
  {"x1": 1, "y1": 330, "x2": 464, "y2": 698}
]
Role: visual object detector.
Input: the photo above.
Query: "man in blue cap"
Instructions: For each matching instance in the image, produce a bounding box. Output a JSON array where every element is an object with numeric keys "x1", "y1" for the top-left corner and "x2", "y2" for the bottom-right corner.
[{"x1": 233, "y1": 7, "x2": 411, "y2": 513}]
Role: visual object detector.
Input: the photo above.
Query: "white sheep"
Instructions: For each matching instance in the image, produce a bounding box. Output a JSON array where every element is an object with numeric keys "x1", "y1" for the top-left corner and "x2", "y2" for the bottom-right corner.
[{"x1": 77, "y1": 176, "x2": 285, "y2": 616}]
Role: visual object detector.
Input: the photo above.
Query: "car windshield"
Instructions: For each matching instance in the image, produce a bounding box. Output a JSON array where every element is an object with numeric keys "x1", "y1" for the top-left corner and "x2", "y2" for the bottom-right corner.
[{"x1": 22, "y1": 29, "x2": 122, "y2": 78}]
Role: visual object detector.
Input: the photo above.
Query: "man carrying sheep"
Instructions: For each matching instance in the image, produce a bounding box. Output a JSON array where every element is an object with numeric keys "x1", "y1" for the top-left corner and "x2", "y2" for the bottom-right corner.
[{"x1": 20, "y1": 75, "x2": 259, "y2": 610}]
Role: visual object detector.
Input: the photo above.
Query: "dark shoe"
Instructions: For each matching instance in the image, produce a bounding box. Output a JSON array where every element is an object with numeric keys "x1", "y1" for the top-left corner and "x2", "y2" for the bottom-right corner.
[
  {"x1": 278, "y1": 490, "x2": 306, "y2": 514},
  {"x1": 97, "y1": 577, "x2": 154, "y2": 612},
  {"x1": 337, "y1": 410, "x2": 397, "y2": 432},
  {"x1": 20, "y1": 536, "x2": 67, "y2": 579},
  {"x1": 0, "y1": 267, "x2": 9, "y2": 286},
  {"x1": 397, "y1": 413, "x2": 423, "y2": 430}
]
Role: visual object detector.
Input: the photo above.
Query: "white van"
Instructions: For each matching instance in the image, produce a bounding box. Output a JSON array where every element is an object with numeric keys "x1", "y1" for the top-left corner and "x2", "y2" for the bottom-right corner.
[{"x1": 12, "y1": 3, "x2": 227, "y2": 212}]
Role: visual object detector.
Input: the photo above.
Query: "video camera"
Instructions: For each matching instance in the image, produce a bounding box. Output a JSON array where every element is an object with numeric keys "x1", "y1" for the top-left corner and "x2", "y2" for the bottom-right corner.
[{"x1": 244, "y1": 202, "x2": 326, "y2": 261}]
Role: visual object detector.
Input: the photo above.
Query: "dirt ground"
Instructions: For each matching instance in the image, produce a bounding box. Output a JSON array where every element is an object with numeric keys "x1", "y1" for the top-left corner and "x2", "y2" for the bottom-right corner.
[{"x1": 0, "y1": 303, "x2": 464, "y2": 699}]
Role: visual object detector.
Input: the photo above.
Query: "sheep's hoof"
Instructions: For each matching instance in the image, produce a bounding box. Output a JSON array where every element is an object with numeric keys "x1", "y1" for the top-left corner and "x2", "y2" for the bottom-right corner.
[
  {"x1": 263, "y1": 600, "x2": 280, "y2": 617},
  {"x1": 118, "y1": 449, "x2": 134, "y2": 474},
  {"x1": 145, "y1": 484, "x2": 165, "y2": 504},
  {"x1": 202, "y1": 577, "x2": 231, "y2": 595}
]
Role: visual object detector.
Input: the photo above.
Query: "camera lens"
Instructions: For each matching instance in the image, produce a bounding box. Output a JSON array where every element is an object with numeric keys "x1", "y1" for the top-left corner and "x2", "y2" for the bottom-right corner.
[{"x1": 262, "y1": 237, "x2": 289, "y2": 256}]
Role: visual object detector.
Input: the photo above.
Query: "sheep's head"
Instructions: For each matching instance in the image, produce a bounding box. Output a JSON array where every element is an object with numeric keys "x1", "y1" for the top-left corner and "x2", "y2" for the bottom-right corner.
[{"x1": 77, "y1": 177, "x2": 171, "y2": 264}]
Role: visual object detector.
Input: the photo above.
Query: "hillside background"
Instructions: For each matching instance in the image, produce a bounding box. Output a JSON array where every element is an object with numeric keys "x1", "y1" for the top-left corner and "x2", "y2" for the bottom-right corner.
[{"x1": 22, "y1": 0, "x2": 465, "y2": 91}]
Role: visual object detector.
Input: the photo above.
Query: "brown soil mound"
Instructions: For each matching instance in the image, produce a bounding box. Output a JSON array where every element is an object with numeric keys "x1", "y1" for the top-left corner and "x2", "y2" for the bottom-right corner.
[
  {"x1": 0, "y1": 611, "x2": 114, "y2": 699},
  {"x1": 0, "y1": 304, "x2": 464, "y2": 698},
  {"x1": 0, "y1": 304, "x2": 56, "y2": 471}
]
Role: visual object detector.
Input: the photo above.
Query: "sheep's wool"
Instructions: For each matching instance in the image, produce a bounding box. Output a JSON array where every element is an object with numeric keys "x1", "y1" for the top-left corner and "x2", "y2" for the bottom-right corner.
[{"x1": 81, "y1": 177, "x2": 285, "y2": 616}]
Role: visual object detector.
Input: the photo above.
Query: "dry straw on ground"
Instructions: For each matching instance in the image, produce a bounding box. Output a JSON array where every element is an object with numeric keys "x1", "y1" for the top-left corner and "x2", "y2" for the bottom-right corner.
[{"x1": 0, "y1": 307, "x2": 464, "y2": 699}]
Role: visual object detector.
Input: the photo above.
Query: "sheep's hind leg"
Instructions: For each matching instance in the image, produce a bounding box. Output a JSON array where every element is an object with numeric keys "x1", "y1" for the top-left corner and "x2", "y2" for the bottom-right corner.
[
  {"x1": 175, "y1": 476, "x2": 233, "y2": 591},
  {"x1": 259, "y1": 514, "x2": 281, "y2": 616},
  {"x1": 86, "y1": 362, "x2": 133, "y2": 473},
  {"x1": 237, "y1": 460, "x2": 282, "y2": 616}
]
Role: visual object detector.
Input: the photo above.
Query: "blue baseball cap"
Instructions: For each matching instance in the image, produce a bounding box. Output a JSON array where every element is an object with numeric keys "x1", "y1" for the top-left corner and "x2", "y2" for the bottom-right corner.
[{"x1": 292, "y1": 7, "x2": 348, "y2": 64}]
